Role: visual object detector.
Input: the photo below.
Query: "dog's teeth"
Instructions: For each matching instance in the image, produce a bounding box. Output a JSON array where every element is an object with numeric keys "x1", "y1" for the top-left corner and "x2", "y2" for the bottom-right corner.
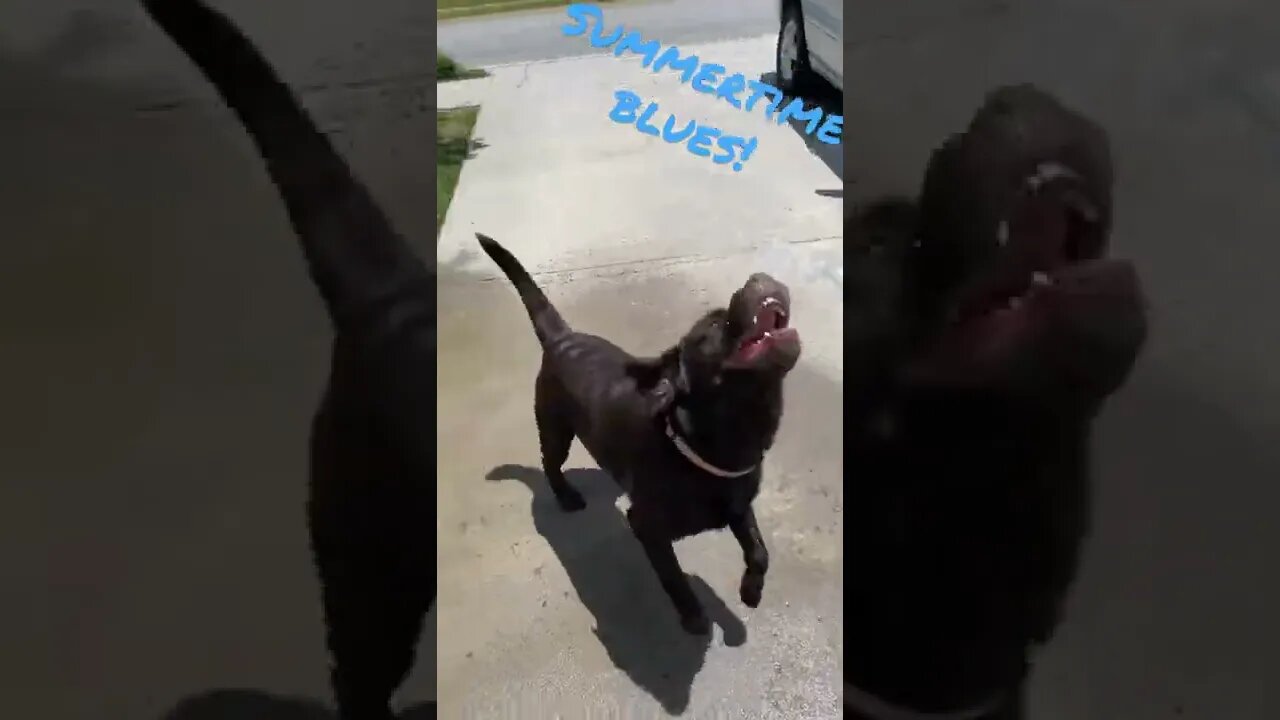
[
  {"x1": 1031, "y1": 272, "x2": 1052, "y2": 286},
  {"x1": 997, "y1": 221, "x2": 1009, "y2": 246}
]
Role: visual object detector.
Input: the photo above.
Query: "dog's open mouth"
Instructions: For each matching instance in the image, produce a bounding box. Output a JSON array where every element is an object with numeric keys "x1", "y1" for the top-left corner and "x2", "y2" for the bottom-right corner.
[
  {"x1": 730, "y1": 296, "x2": 799, "y2": 365},
  {"x1": 920, "y1": 177, "x2": 1143, "y2": 374},
  {"x1": 950, "y1": 193, "x2": 1105, "y2": 331}
]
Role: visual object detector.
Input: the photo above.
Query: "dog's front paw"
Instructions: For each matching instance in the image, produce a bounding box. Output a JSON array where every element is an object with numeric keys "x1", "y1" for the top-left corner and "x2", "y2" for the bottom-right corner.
[
  {"x1": 681, "y1": 612, "x2": 711, "y2": 636},
  {"x1": 740, "y1": 572, "x2": 764, "y2": 608}
]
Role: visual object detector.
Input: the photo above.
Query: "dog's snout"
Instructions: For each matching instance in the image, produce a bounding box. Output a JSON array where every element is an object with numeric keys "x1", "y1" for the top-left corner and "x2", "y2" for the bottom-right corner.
[{"x1": 744, "y1": 273, "x2": 789, "y2": 302}]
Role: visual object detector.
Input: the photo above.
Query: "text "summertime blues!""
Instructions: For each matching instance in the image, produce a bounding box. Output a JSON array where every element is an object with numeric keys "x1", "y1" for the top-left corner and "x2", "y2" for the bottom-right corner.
[{"x1": 561, "y1": 3, "x2": 843, "y2": 172}]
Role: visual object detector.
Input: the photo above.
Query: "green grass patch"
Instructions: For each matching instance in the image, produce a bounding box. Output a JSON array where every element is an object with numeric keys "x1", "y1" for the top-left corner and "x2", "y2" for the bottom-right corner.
[
  {"x1": 439, "y1": 0, "x2": 614, "y2": 21},
  {"x1": 437, "y1": 106, "x2": 481, "y2": 234},
  {"x1": 437, "y1": 53, "x2": 486, "y2": 82}
]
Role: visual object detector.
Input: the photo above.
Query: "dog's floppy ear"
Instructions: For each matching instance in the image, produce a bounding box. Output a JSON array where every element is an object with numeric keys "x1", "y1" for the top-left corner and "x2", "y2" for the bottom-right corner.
[
  {"x1": 626, "y1": 346, "x2": 683, "y2": 416},
  {"x1": 626, "y1": 346, "x2": 682, "y2": 390},
  {"x1": 848, "y1": 196, "x2": 920, "y2": 254}
]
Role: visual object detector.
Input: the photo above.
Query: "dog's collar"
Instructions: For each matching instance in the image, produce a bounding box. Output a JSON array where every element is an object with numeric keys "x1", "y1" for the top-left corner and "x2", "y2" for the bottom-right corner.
[
  {"x1": 845, "y1": 682, "x2": 1004, "y2": 720},
  {"x1": 664, "y1": 416, "x2": 757, "y2": 478}
]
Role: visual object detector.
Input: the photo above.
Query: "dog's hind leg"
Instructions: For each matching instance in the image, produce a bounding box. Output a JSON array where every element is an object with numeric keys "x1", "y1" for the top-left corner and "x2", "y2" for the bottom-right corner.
[
  {"x1": 308, "y1": 389, "x2": 429, "y2": 720},
  {"x1": 728, "y1": 506, "x2": 769, "y2": 608},
  {"x1": 319, "y1": 564, "x2": 429, "y2": 720},
  {"x1": 627, "y1": 507, "x2": 709, "y2": 635},
  {"x1": 535, "y1": 366, "x2": 586, "y2": 511},
  {"x1": 986, "y1": 681, "x2": 1027, "y2": 720}
]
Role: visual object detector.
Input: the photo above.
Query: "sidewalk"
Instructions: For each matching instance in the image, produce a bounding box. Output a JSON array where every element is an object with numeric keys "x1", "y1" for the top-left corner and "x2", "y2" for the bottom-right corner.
[{"x1": 438, "y1": 76, "x2": 491, "y2": 110}]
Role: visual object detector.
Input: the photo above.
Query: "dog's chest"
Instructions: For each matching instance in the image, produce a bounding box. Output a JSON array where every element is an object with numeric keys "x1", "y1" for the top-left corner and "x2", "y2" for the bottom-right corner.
[{"x1": 638, "y1": 468, "x2": 760, "y2": 538}]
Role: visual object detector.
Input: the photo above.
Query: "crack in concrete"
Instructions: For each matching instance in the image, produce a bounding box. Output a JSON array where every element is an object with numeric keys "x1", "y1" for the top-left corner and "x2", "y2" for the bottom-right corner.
[{"x1": 444, "y1": 234, "x2": 843, "y2": 288}]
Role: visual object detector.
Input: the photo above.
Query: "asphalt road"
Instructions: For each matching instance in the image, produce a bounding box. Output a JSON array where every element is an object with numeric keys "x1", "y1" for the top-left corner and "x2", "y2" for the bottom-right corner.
[{"x1": 437, "y1": 0, "x2": 781, "y2": 68}]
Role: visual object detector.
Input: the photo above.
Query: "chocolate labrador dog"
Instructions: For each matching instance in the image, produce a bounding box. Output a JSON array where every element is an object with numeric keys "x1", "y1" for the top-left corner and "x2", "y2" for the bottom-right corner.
[
  {"x1": 478, "y1": 234, "x2": 801, "y2": 634},
  {"x1": 843, "y1": 85, "x2": 1148, "y2": 719},
  {"x1": 142, "y1": 2, "x2": 436, "y2": 718}
]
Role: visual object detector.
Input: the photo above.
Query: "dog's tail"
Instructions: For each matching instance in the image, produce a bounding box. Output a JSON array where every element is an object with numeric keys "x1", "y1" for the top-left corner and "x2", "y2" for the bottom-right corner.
[
  {"x1": 141, "y1": 0, "x2": 429, "y2": 333},
  {"x1": 476, "y1": 234, "x2": 569, "y2": 345}
]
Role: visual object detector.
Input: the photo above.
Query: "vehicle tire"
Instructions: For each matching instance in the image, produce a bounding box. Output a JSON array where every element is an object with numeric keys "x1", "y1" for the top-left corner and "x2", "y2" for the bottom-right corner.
[{"x1": 776, "y1": 1, "x2": 814, "y2": 95}]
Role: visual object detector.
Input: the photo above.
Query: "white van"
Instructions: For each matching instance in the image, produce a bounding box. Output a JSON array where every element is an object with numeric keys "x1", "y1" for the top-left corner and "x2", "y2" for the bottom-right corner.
[{"x1": 775, "y1": 0, "x2": 842, "y2": 93}]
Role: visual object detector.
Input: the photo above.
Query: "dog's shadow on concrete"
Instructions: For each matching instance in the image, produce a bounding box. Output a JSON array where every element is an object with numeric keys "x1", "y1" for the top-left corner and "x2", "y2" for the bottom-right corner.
[
  {"x1": 486, "y1": 464, "x2": 746, "y2": 716},
  {"x1": 158, "y1": 689, "x2": 434, "y2": 720}
]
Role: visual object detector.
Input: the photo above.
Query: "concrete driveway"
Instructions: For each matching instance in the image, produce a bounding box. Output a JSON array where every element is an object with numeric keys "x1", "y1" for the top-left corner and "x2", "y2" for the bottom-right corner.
[{"x1": 436, "y1": 35, "x2": 844, "y2": 719}]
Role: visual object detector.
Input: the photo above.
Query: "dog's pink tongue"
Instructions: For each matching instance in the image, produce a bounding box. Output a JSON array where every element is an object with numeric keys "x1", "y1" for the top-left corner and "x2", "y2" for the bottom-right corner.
[
  {"x1": 735, "y1": 339, "x2": 769, "y2": 363},
  {"x1": 733, "y1": 327, "x2": 800, "y2": 363}
]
